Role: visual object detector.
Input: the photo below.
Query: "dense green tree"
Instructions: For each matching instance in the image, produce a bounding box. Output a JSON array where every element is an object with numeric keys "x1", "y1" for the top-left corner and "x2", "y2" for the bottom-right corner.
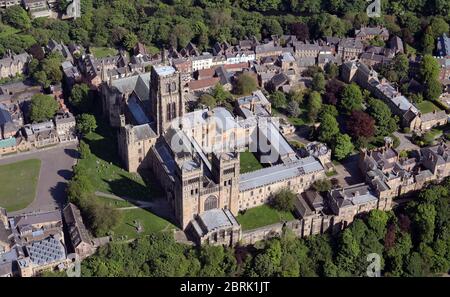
[
  {"x1": 123, "y1": 32, "x2": 138, "y2": 51},
  {"x1": 307, "y1": 91, "x2": 322, "y2": 122},
  {"x1": 271, "y1": 188, "x2": 296, "y2": 212},
  {"x1": 70, "y1": 83, "x2": 92, "y2": 112},
  {"x1": 286, "y1": 100, "x2": 300, "y2": 117},
  {"x1": 333, "y1": 133, "x2": 354, "y2": 160},
  {"x1": 29, "y1": 94, "x2": 59, "y2": 123},
  {"x1": 340, "y1": 83, "x2": 363, "y2": 113},
  {"x1": 77, "y1": 113, "x2": 97, "y2": 135},
  {"x1": 2, "y1": 5, "x2": 31, "y2": 30},
  {"x1": 312, "y1": 72, "x2": 326, "y2": 93},
  {"x1": 367, "y1": 98, "x2": 398, "y2": 137},
  {"x1": 235, "y1": 73, "x2": 257, "y2": 95},
  {"x1": 270, "y1": 91, "x2": 287, "y2": 109},
  {"x1": 318, "y1": 113, "x2": 339, "y2": 143},
  {"x1": 199, "y1": 93, "x2": 217, "y2": 108}
]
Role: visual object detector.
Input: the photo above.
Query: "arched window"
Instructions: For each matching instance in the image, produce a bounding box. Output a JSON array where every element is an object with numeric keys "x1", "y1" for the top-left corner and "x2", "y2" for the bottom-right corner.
[{"x1": 204, "y1": 196, "x2": 218, "y2": 211}]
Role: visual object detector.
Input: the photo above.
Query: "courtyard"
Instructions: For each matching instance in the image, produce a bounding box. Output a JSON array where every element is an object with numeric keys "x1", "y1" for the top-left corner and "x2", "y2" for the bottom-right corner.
[
  {"x1": 0, "y1": 159, "x2": 41, "y2": 212},
  {"x1": 236, "y1": 204, "x2": 295, "y2": 231},
  {"x1": 240, "y1": 150, "x2": 263, "y2": 173}
]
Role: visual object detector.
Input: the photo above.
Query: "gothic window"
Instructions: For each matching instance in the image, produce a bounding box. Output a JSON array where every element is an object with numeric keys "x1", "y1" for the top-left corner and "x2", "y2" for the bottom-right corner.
[
  {"x1": 165, "y1": 83, "x2": 170, "y2": 93},
  {"x1": 171, "y1": 81, "x2": 177, "y2": 92},
  {"x1": 204, "y1": 196, "x2": 218, "y2": 211}
]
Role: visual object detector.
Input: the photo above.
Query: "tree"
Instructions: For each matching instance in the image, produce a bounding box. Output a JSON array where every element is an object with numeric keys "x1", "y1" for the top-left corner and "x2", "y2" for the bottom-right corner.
[
  {"x1": 318, "y1": 113, "x2": 339, "y2": 143},
  {"x1": 235, "y1": 73, "x2": 257, "y2": 95},
  {"x1": 70, "y1": 83, "x2": 92, "y2": 112},
  {"x1": 346, "y1": 110, "x2": 375, "y2": 139},
  {"x1": 324, "y1": 79, "x2": 344, "y2": 105},
  {"x1": 77, "y1": 113, "x2": 97, "y2": 135},
  {"x1": 3, "y1": 5, "x2": 31, "y2": 30},
  {"x1": 29, "y1": 94, "x2": 59, "y2": 123},
  {"x1": 288, "y1": 88, "x2": 304, "y2": 104},
  {"x1": 199, "y1": 94, "x2": 217, "y2": 108},
  {"x1": 420, "y1": 55, "x2": 440, "y2": 83},
  {"x1": 212, "y1": 83, "x2": 231, "y2": 104},
  {"x1": 312, "y1": 72, "x2": 326, "y2": 93},
  {"x1": 123, "y1": 32, "x2": 138, "y2": 51},
  {"x1": 79, "y1": 140, "x2": 92, "y2": 159},
  {"x1": 318, "y1": 104, "x2": 338, "y2": 121},
  {"x1": 392, "y1": 54, "x2": 409, "y2": 81},
  {"x1": 270, "y1": 91, "x2": 287, "y2": 109},
  {"x1": 286, "y1": 100, "x2": 300, "y2": 117},
  {"x1": 312, "y1": 179, "x2": 332, "y2": 192},
  {"x1": 333, "y1": 133, "x2": 354, "y2": 160},
  {"x1": 429, "y1": 17, "x2": 449, "y2": 39},
  {"x1": 324, "y1": 63, "x2": 338, "y2": 79},
  {"x1": 290, "y1": 22, "x2": 309, "y2": 41},
  {"x1": 367, "y1": 98, "x2": 398, "y2": 136},
  {"x1": 340, "y1": 83, "x2": 363, "y2": 113},
  {"x1": 424, "y1": 78, "x2": 442, "y2": 101},
  {"x1": 271, "y1": 188, "x2": 296, "y2": 212},
  {"x1": 84, "y1": 200, "x2": 122, "y2": 236},
  {"x1": 413, "y1": 203, "x2": 436, "y2": 244},
  {"x1": 367, "y1": 210, "x2": 389, "y2": 239},
  {"x1": 307, "y1": 91, "x2": 322, "y2": 122},
  {"x1": 336, "y1": 229, "x2": 360, "y2": 275}
]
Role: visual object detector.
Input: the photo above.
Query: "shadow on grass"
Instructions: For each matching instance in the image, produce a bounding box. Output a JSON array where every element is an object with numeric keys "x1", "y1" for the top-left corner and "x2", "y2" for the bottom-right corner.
[{"x1": 83, "y1": 120, "x2": 121, "y2": 166}]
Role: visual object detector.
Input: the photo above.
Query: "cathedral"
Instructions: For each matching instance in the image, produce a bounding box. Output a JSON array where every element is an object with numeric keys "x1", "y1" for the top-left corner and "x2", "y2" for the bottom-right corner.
[{"x1": 102, "y1": 65, "x2": 325, "y2": 245}]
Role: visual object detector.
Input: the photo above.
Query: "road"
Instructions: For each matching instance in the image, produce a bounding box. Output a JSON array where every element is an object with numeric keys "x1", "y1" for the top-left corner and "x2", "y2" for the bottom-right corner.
[{"x1": 0, "y1": 142, "x2": 78, "y2": 215}]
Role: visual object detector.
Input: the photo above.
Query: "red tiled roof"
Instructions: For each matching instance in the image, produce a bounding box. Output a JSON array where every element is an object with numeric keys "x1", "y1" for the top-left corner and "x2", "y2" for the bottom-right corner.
[{"x1": 188, "y1": 77, "x2": 220, "y2": 90}]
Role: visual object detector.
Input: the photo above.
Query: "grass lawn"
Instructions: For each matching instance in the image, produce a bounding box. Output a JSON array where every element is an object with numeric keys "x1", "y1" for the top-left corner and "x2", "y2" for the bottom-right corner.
[
  {"x1": 90, "y1": 47, "x2": 118, "y2": 58},
  {"x1": 93, "y1": 196, "x2": 133, "y2": 208},
  {"x1": 0, "y1": 159, "x2": 41, "y2": 212},
  {"x1": 112, "y1": 208, "x2": 175, "y2": 240},
  {"x1": 78, "y1": 119, "x2": 163, "y2": 201},
  {"x1": 417, "y1": 101, "x2": 441, "y2": 114},
  {"x1": 0, "y1": 24, "x2": 20, "y2": 38},
  {"x1": 236, "y1": 204, "x2": 295, "y2": 231},
  {"x1": 240, "y1": 151, "x2": 263, "y2": 173},
  {"x1": 423, "y1": 129, "x2": 443, "y2": 144}
]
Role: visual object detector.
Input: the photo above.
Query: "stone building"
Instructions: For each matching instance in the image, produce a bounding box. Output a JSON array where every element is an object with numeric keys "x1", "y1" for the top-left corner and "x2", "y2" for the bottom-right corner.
[
  {"x1": 355, "y1": 26, "x2": 389, "y2": 41},
  {"x1": 63, "y1": 203, "x2": 96, "y2": 260},
  {"x1": 54, "y1": 112, "x2": 77, "y2": 142},
  {"x1": 328, "y1": 183, "x2": 379, "y2": 230},
  {"x1": 0, "y1": 52, "x2": 29, "y2": 79}
]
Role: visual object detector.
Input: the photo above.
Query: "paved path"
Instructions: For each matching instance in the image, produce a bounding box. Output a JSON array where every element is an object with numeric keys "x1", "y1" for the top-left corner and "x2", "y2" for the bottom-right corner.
[
  {"x1": 332, "y1": 153, "x2": 364, "y2": 187},
  {"x1": 393, "y1": 132, "x2": 420, "y2": 152},
  {"x1": 0, "y1": 142, "x2": 79, "y2": 215}
]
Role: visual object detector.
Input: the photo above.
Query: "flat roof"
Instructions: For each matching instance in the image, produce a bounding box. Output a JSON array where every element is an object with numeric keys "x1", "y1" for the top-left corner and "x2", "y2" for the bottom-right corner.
[{"x1": 153, "y1": 65, "x2": 176, "y2": 77}]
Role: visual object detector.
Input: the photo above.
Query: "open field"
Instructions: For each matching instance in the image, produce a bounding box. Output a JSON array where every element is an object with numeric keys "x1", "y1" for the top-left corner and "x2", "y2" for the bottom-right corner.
[
  {"x1": 0, "y1": 159, "x2": 41, "y2": 212},
  {"x1": 112, "y1": 208, "x2": 175, "y2": 240},
  {"x1": 78, "y1": 120, "x2": 163, "y2": 201},
  {"x1": 90, "y1": 47, "x2": 118, "y2": 58},
  {"x1": 236, "y1": 204, "x2": 295, "y2": 230},
  {"x1": 240, "y1": 150, "x2": 263, "y2": 173}
]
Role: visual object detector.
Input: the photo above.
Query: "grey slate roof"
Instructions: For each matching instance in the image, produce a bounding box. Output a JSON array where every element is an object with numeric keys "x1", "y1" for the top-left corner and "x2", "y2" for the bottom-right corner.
[
  {"x1": 25, "y1": 236, "x2": 66, "y2": 266},
  {"x1": 239, "y1": 156, "x2": 323, "y2": 191}
]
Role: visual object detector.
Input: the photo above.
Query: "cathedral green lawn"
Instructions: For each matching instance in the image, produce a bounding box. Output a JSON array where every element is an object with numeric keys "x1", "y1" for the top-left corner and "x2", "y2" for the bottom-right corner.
[
  {"x1": 240, "y1": 151, "x2": 263, "y2": 173},
  {"x1": 0, "y1": 159, "x2": 41, "y2": 212},
  {"x1": 112, "y1": 208, "x2": 175, "y2": 240},
  {"x1": 79, "y1": 120, "x2": 163, "y2": 201},
  {"x1": 236, "y1": 205, "x2": 295, "y2": 231}
]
